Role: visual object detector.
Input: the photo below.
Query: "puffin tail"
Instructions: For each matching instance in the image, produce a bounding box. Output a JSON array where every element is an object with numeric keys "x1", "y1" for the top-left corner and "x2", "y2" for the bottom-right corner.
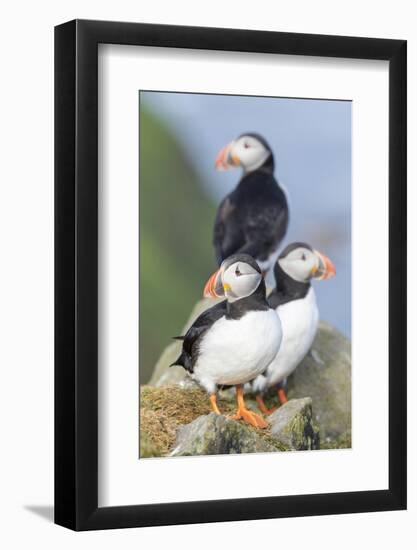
[
  {"x1": 172, "y1": 335, "x2": 185, "y2": 341},
  {"x1": 169, "y1": 350, "x2": 193, "y2": 373}
]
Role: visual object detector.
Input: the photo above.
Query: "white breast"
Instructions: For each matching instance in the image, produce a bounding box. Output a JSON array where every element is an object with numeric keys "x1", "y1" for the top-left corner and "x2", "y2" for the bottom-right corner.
[
  {"x1": 264, "y1": 287, "x2": 319, "y2": 388},
  {"x1": 193, "y1": 309, "x2": 282, "y2": 394}
]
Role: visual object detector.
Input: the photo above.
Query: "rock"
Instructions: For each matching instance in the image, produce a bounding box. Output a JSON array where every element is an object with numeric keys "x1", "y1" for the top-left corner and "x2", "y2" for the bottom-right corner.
[
  {"x1": 140, "y1": 385, "x2": 216, "y2": 457},
  {"x1": 149, "y1": 298, "x2": 221, "y2": 386},
  {"x1": 147, "y1": 302, "x2": 351, "y2": 448},
  {"x1": 320, "y1": 429, "x2": 352, "y2": 450},
  {"x1": 170, "y1": 413, "x2": 284, "y2": 456},
  {"x1": 286, "y1": 321, "x2": 351, "y2": 443},
  {"x1": 269, "y1": 398, "x2": 320, "y2": 450},
  {"x1": 140, "y1": 385, "x2": 290, "y2": 457}
]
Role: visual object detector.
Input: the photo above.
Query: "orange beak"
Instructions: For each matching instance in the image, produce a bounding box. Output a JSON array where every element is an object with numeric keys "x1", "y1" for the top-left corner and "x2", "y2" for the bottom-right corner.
[
  {"x1": 215, "y1": 142, "x2": 238, "y2": 171},
  {"x1": 314, "y1": 250, "x2": 336, "y2": 280},
  {"x1": 203, "y1": 269, "x2": 224, "y2": 298}
]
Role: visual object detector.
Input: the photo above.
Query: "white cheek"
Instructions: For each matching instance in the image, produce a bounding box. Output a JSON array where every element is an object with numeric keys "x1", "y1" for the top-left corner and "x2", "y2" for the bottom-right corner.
[
  {"x1": 297, "y1": 262, "x2": 315, "y2": 281},
  {"x1": 231, "y1": 275, "x2": 260, "y2": 297},
  {"x1": 282, "y1": 261, "x2": 308, "y2": 283},
  {"x1": 242, "y1": 149, "x2": 260, "y2": 167},
  {"x1": 232, "y1": 277, "x2": 249, "y2": 295},
  {"x1": 243, "y1": 149, "x2": 270, "y2": 171},
  {"x1": 222, "y1": 271, "x2": 235, "y2": 288}
]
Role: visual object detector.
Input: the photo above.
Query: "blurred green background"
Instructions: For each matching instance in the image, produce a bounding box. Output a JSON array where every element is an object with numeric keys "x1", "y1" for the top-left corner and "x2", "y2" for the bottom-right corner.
[{"x1": 140, "y1": 107, "x2": 216, "y2": 382}]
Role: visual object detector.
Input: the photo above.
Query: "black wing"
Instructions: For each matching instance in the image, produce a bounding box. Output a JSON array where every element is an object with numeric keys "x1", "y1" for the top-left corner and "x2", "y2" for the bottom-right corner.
[
  {"x1": 213, "y1": 175, "x2": 289, "y2": 265},
  {"x1": 213, "y1": 196, "x2": 244, "y2": 265},
  {"x1": 239, "y1": 196, "x2": 289, "y2": 262},
  {"x1": 170, "y1": 300, "x2": 227, "y2": 373}
]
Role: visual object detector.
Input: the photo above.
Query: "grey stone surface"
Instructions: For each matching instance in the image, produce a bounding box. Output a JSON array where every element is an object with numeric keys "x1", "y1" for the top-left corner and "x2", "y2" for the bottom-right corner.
[
  {"x1": 286, "y1": 321, "x2": 351, "y2": 441},
  {"x1": 170, "y1": 413, "x2": 283, "y2": 456},
  {"x1": 148, "y1": 301, "x2": 351, "y2": 446},
  {"x1": 269, "y1": 398, "x2": 320, "y2": 450}
]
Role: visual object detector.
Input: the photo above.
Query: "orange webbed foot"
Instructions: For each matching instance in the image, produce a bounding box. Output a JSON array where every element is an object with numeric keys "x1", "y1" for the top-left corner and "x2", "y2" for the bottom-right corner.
[
  {"x1": 232, "y1": 407, "x2": 268, "y2": 429},
  {"x1": 232, "y1": 385, "x2": 268, "y2": 429},
  {"x1": 256, "y1": 395, "x2": 277, "y2": 416}
]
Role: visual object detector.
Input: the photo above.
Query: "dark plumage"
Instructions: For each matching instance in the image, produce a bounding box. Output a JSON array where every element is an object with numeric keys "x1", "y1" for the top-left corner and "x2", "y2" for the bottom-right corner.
[
  {"x1": 170, "y1": 301, "x2": 226, "y2": 374},
  {"x1": 268, "y1": 243, "x2": 312, "y2": 309},
  {"x1": 171, "y1": 253, "x2": 282, "y2": 428},
  {"x1": 171, "y1": 253, "x2": 269, "y2": 374},
  {"x1": 213, "y1": 134, "x2": 288, "y2": 267},
  {"x1": 171, "y1": 278, "x2": 269, "y2": 374},
  {"x1": 250, "y1": 242, "x2": 336, "y2": 412}
]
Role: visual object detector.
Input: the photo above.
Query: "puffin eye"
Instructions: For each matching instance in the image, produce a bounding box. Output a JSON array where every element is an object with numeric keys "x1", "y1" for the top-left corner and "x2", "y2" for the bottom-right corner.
[
  {"x1": 235, "y1": 266, "x2": 242, "y2": 276},
  {"x1": 243, "y1": 142, "x2": 250, "y2": 149},
  {"x1": 301, "y1": 253, "x2": 307, "y2": 261}
]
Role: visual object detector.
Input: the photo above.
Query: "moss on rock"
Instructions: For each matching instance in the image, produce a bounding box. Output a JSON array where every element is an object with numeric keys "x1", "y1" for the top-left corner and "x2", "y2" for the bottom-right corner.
[
  {"x1": 143, "y1": 306, "x2": 351, "y2": 454},
  {"x1": 287, "y1": 321, "x2": 351, "y2": 443},
  {"x1": 269, "y1": 398, "x2": 320, "y2": 450},
  {"x1": 139, "y1": 431, "x2": 163, "y2": 458},
  {"x1": 320, "y1": 430, "x2": 352, "y2": 450},
  {"x1": 148, "y1": 303, "x2": 351, "y2": 447},
  {"x1": 140, "y1": 385, "x2": 290, "y2": 457},
  {"x1": 171, "y1": 413, "x2": 286, "y2": 456},
  {"x1": 140, "y1": 385, "x2": 235, "y2": 457}
]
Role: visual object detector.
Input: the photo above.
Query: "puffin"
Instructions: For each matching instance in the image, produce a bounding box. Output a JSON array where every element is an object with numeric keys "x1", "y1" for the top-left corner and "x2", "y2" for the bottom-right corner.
[
  {"x1": 213, "y1": 133, "x2": 289, "y2": 286},
  {"x1": 171, "y1": 254, "x2": 282, "y2": 429},
  {"x1": 251, "y1": 242, "x2": 336, "y2": 414}
]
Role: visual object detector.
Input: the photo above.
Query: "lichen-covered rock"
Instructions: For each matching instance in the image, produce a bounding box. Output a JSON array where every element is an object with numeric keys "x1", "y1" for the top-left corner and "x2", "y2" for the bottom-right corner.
[
  {"x1": 269, "y1": 398, "x2": 320, "y2": 450},
  {"x1": 320, "y1": 429, "x2": 352, "y2": 450},
  {"x1": 140, "y1": 385, "x2": 216, "y2": 457},
  {"x1": 170, "y1": 413, "x2": 285, "y2": 456},
  {"x1": 147, "y1": 301, "x2": 351, "y2": 449},
  {"x1": 140, "y1": 385, "x2": 289, "y2": 457},
  {"x1": 286, "y1": 321, "x2": 351, "y2": 443},
  {"x1": 150, "y1": 307, "x2": 351, "y2": 444}
]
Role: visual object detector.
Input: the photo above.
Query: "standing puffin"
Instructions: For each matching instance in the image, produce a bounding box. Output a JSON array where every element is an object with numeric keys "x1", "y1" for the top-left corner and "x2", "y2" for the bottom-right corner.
[
  {"x1": 171, "y1": 254, "x2": 282, "y2": 429},
  {"x1": 252, "y1": 243, "x2": 336, "y2": 414},
  {"x1": 213, "y1": 133, "x2": 289, "y2": 285}
]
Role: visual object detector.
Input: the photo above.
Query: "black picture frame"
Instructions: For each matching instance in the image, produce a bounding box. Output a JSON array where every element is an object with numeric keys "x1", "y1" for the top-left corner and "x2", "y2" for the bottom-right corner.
[{"x1": 55, "y1": 19, "x2": 407, "y2": 531}]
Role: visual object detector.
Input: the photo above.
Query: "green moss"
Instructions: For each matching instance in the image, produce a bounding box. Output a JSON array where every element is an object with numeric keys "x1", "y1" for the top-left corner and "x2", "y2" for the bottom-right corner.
[
  {"x1": 282, "y1": 410, "x2": 320, "y2": 450},
  {"x1": 258, "y1": 431, "x2": 288, "y2": 452},
  {"x1": 173, "y1": 413, "x2": 287, "y2": 456},
  {"x1": 140, "y1": 385, "x2": 288, "y2": 457},
  {"x1": 320, "y1": 430, "x2": 352, "y2": 450},
  {"x1": 284, "y1": 413, "x2": 307, "y2": 444},
  {"x1": 139, "y1": 431, "x2": 163, "y2": 458}
]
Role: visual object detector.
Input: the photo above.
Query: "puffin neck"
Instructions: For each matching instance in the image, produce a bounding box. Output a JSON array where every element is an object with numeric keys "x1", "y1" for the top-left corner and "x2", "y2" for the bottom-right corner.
[
  {"x1": 260, "y1": 154, "x2": 275, "y2": 173},
  {"x1": 226, "y1": 279, "x2": 270, "y2": 320},
  {"x1": 270, "y1": 262, "x2": 310, "y2": 308}
]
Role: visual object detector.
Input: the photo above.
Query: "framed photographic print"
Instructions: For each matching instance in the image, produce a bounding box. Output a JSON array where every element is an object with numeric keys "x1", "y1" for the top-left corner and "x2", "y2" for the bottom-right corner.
[{"x1": 55, "y1": 19, "x2": 407, "y2": 530}]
